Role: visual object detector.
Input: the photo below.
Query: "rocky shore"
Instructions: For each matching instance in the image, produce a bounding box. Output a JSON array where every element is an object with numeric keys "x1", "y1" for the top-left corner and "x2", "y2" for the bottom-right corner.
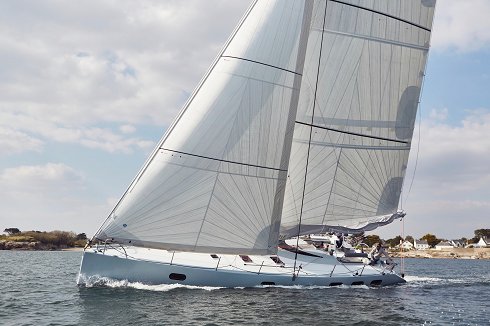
[
  {"x1": 390, "y1": 248, "x2": 490, "y2": 260},
  {"x1": 0, "y1": 240, "x2": 82, "y2": 251}
]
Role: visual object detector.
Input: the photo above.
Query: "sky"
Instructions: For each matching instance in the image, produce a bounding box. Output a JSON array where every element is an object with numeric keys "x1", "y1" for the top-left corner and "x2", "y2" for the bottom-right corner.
[{"x1": 1, "y1": 0, "x2": 489, "y2": 241}]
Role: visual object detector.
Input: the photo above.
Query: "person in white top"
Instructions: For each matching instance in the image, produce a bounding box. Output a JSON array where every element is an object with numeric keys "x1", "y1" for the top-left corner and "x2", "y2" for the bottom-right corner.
[{"x1": 369, "y1": 242, "x2": 393, "y2": 267}]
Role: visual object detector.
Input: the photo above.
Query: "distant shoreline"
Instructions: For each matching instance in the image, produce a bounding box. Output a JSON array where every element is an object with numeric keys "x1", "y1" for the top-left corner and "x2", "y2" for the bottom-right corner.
[
  {"x1": 390, "y1": 247, "x2": 490, "y2": 260},
  {"x1": 1, "y1": 230, "x2": 87, "y2": 251},
  {"x1": 0, "y1": 240, "x2": 84, "y2": 251}
]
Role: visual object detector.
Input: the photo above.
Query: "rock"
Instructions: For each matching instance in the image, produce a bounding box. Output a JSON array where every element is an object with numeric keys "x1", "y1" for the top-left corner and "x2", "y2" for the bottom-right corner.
[
  {"x1": 0, "y1": 241, "x2": 42, "y2": 250},
  {"x1": 28, "y1": 242, "x2": 39, "y2": 249}
]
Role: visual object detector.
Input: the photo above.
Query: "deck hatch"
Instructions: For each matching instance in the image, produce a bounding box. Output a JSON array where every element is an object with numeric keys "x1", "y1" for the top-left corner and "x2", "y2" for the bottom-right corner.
[{"x1": 240, "y1": 255, "x2": 253, "y2": 263}]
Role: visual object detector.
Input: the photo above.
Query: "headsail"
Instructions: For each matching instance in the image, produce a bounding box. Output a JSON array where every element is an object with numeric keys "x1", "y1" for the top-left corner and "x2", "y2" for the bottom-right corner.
[
  {"x1": 95, "y1": 0, "x2": 313, "y2": 255},
  {"x1": 280, "y1": 0, "x2": 436, "y2": 237}
]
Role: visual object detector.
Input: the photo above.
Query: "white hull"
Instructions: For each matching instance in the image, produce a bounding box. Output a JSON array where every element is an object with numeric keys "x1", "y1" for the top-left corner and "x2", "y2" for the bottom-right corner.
[{"x1": 77, "y1": 245, "x2": 405, "y2": 287}]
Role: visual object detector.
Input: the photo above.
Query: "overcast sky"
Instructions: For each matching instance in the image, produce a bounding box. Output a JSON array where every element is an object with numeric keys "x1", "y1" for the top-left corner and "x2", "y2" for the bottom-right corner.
[{"x1": 1, "y1": 0, "x2": 489, "y2": 240}]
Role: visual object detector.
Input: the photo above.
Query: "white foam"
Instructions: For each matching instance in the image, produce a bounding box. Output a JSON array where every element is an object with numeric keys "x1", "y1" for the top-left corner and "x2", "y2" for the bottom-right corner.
[
  {"x1": 80, "y1": 275, "x2": 222, "y2": 292},
  {"x1": 404, "y1": 275, "x2": 444, "y2": 283},
  {"x1": 403, "y1": 275, "x2": 475, "y2": 287},
  {"x1": 128, "y1": 282, "x2": 222, "y2": 292}
]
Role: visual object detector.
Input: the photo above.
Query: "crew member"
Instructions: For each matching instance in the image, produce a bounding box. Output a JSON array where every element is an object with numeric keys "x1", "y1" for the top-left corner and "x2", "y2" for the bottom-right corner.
[{"x1": 369, "y1": 242, "x2": 393, "y2": 266}]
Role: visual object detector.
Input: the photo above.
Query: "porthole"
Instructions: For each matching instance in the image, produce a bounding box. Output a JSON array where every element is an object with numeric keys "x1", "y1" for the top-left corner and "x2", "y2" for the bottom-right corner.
[
  {"x1": 351, "y1": 281, "x2": 364, "y2": 286},
  {"x1": 169, "y1": 273, "x2": 186, "y2": 281},
  {"x1": 329, "y1": 282, "x2": 343, "y2": 286}
]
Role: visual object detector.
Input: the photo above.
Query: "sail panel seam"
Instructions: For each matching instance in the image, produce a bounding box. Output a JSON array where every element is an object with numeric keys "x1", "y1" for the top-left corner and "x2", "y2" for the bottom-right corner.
[
  {"x1": 221, "y1": 56, "x2": 302, "y2": 76},
  {"x1": 295, "y1": 120, "x2": 409, "y2": 144},
  {"x1": 329, "y1": 0, "x2": 431, "y2": 32},
  {"x1": 316, "y1": 28, "x2": 429, "y2": 51},
  {"x1": 160, "y1": 148, "x2": 287, "y2": 172}
]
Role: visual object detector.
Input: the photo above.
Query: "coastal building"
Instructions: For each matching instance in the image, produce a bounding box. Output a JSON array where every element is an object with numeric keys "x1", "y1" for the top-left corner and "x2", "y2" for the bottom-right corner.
[
  {"x1": 435, "y1": 241, "x2": 453, "y2": 250},
  {"x1": 414, "y1": 239, "x2": 429, "y2": 250},
  {"x1": 400, "y1": 240, "x2": 414, "y2": 250},
  {"x1": 475, "y1": 237, "x2": 490, "y2": 248},
  {"x1": 450, "y1": 239, "x2": 465, "y2": 248}
]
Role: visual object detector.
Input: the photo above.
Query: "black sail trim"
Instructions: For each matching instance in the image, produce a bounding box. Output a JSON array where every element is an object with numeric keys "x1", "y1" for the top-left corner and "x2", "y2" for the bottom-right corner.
[
  {"x1": 221, "y1": 56, "x2": 302, "y2": 76},
  {"x1": 160, "y1": 148, "x2": 287, "y2": 172},
  {"x1": 329, "y1": 0, "x2": 431, "y2": 32},
  {"x1": 295, "y1": 121, "x2": 409, "y2": 144}
]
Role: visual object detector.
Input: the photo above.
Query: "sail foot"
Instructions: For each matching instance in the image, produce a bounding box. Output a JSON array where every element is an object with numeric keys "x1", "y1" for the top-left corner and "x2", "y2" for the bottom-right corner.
[{"x1": 280, "y1": 211, "x2": 405, "y2": 238}]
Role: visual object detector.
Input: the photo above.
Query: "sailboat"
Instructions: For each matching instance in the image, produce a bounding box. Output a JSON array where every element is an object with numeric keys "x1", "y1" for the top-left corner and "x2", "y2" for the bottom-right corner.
[{"x1": 78, "y1": 0, "x2": 436, "y2": 288}]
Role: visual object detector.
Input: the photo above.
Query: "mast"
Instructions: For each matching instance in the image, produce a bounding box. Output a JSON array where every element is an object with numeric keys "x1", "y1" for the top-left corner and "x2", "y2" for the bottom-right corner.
[{"x1": 268, "y1": 0, "x2": 314, "y2": 250}]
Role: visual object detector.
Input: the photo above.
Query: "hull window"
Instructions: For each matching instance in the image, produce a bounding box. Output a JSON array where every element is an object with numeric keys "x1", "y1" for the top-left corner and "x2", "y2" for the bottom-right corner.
[{"x1": 169, "y1": 273, "x2": 187, "y2": 281}]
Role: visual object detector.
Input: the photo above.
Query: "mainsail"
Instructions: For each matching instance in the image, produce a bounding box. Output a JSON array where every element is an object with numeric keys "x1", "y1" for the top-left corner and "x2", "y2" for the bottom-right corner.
[
  {"x1": 94, "y1": 0, "x2": 435, "y2": 254},
  {"x1": 96, "y1": 0, "x2": 313, "y2": 255},
  {"x1": 280, "y1": 0, "x2": 436, "y2": 237}
]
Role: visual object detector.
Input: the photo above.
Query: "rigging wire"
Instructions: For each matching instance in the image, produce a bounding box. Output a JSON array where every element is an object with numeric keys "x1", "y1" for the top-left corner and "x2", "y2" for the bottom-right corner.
[
  {"x1": 402, "y1": 23, "x2": 435, "y2": 208},
  {"x1": 399, "y1": 100, "x2": 424, "y2": 276},
  {"x1": 399, "y1": 84, "x2": 425, "y2": 276},
  {"x1": 398, "y1": 45, "x2": 436, "y2": 276},
  {"x1": 405, "y1": 103, "x2": 422, "y2": 203},
  {"x1": 400, "y1": 213, "x2": 405, "y2": 277}
]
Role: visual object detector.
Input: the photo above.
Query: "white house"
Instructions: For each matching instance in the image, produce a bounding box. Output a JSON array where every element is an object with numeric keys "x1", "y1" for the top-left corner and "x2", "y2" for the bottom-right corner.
[
  {"x1": 414, "y1": 239, "x2": 429, "y2": 250},
  {"x1": 435, "y1": 241, "x2": 453, "y2": 250},
  {"x1": 400, "y1": 240, "x2": 414, "y2": 250},
  {"x1": 450, "y1": 239, "x2": 465, "y2": 248},
  {"x1": 475, "y1": 237, "x2": 490, "y2": 248}
]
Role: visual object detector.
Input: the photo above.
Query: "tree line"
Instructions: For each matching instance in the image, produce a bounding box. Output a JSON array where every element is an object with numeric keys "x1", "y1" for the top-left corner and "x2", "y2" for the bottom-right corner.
[
  {"x1": 2, "y1": 228, "x2": 88, "y2": 248},
  {"x1": 344, "y1": 229, "x2": 490, "y2": 247},
  {"x1": 356, "y1": 229, "x2": 489, "y2": 248}
]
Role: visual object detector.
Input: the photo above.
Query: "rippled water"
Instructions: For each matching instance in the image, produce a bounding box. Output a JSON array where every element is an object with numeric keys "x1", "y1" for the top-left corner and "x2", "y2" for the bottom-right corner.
[{"x1": 0, "y1": 251, "x2": 489, "y2": 325}]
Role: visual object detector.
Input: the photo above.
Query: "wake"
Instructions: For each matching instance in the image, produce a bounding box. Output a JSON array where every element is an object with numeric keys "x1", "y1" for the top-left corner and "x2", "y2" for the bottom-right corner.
[
  {"x1": 403, "y1": 275, "x2": 490, "y2": 288},
  {"x1": 80, "y1": 276, "x2": 222, "y2": 292}
]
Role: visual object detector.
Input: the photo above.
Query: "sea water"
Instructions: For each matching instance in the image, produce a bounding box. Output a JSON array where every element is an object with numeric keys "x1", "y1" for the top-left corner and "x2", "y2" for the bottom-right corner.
[{"x1": 0, "y1": 251, "x2": 488, "y2": 326}]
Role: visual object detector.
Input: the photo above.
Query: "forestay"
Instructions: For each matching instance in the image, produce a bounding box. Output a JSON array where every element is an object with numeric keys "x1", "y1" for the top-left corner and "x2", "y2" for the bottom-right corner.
[
  {"x1": 96, "y1": 0, "x2": 313, "y2": 255},
  {"x1": 280, "y1": 0, "x2": 436, "y2": 237}
]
